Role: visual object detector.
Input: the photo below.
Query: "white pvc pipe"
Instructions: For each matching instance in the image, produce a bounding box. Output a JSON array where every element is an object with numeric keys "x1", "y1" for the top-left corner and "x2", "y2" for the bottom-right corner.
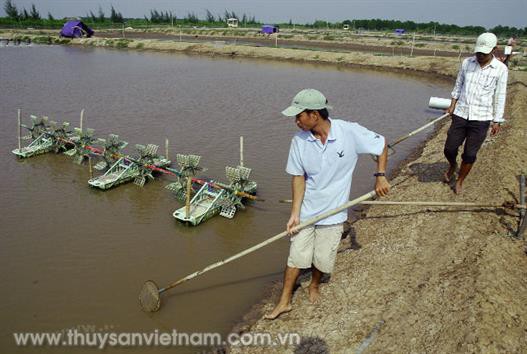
[{"x1": 428, "y1": 97, "x2": 450, "y2": 110}]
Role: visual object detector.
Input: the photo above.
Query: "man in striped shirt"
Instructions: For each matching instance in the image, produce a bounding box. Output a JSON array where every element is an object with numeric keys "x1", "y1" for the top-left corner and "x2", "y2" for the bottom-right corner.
[{"x1": 443, "y1": 32, "x2": 508, "y2": 194}]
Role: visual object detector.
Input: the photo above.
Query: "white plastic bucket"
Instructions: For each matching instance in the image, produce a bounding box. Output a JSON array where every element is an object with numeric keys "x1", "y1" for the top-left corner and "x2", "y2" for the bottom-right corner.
[{"x1": 428, "y1": 97, "x2": 450, "y2": 110}]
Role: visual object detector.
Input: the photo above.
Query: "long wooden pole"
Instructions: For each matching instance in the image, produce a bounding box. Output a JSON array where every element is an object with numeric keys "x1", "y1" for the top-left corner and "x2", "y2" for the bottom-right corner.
[
  {"x1": 17, "y1": 109, "x2": 21, "y2": 151},
  {"x1": 165, "y1": 138, "x2": 169, "y2": 161},
  {"x1": 157, "y1": 190, "x2": 376, "y2": 293},
  {"x1": 88, "y1": 157, "x2": 93, "y2": 179},
  {"x1": 388, "y1": 113, "x2": 449, "y2": 149},
  {"x1": 239, "y1": 136, "x2": 244, "y2": 167},
  {"x1": 79, "y1": 109, "x2": 85, "y2": 132},
  {"x1": 279, "y1": 199, "x2": 522, "y2": 209},
  {"x1": 185, "y1": 177, "x2": 192, "y2": 218}
]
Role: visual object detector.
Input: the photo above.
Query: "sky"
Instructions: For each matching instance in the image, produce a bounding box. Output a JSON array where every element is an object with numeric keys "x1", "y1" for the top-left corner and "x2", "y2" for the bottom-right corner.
[{"x1": 2, "y1": 0, "x2": 526, "y2": 29}]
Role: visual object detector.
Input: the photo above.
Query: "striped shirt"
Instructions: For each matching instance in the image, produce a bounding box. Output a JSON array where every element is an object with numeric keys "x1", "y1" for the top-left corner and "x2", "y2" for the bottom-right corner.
[{"x1": 451, "y1": 56, "x2": 508, "y2": 123}]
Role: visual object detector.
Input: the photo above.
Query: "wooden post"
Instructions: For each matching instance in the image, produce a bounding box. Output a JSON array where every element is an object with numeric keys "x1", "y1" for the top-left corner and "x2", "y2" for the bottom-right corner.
[
  {"x1": 122, "y1": 23, "x2": 125, "y2": 38},
  {"x1": 240, "y1": 136, "x2": 244, "y2": 167},
  {"x1": 88, "y1": 157, "x2": 93, "y2": 179},
  {"x1": 17, "y1": 109, "x2": 21, "y2": 151},
  {"x1": 179, "y1": 26, "x2": 182, "y2": 42},
  {"x1": 275, "y1": 33, "x2": 278, "y2": 48},
  {"x1": 185, "y1": 177, "x2": 192, "y2": 218},
  {"x1": 165, "y1": 138, "x2": 169, "y2": 161},
  {"x1": 80, "y1": 109, "x2": 85, "y2": 132},
  {"x1": 410, "y1": 32, "x2": 415, "y2": 57}
]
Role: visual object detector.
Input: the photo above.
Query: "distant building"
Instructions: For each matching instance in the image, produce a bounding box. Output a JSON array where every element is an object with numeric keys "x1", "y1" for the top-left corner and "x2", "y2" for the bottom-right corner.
[
  {"x1": 261, "y1": 24, "x2": 279, "y2": 35},
  {"x1": 227, "y1": 18, "x2": 238, "y2": 28}
]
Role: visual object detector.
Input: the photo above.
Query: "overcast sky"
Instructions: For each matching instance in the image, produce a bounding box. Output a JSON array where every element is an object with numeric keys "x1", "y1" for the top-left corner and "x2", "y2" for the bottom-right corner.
[{"x1": 2, "y1": 0, "x2": 526, "y2": 29}]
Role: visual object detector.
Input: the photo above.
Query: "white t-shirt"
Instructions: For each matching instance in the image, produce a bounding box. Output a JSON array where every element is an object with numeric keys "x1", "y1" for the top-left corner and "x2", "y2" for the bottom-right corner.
[{"x1": 286, "y1": 118, "x2": 385, "y2": 225}]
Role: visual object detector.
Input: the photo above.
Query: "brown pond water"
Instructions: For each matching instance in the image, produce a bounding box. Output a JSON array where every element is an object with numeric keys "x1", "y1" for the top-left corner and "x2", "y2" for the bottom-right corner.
[{"x1": 0, "y1": 45, "x2": 450, "y2": 352}]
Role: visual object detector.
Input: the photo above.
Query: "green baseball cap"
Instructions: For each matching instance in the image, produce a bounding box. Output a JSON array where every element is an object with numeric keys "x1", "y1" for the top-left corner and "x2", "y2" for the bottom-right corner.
[{"x1": 282, "y1": 89, "x2": 332, "y2": 117}]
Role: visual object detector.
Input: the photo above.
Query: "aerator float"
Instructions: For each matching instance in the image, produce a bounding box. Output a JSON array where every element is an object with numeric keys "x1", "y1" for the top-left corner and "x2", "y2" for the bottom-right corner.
[{"x1": 12, "y1": 110, "x2": 261, "y2": 226}]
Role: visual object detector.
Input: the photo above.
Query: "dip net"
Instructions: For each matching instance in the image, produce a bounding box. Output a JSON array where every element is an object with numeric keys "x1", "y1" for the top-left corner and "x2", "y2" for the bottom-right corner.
[{"x1": 139, "y1": 280, "x2": 161, "y2": 312}]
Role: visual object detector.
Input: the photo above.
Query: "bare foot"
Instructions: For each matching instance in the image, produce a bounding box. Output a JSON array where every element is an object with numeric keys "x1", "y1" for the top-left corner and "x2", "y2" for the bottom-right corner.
[
  {"x1": 263, "y1": 303, "x2": 292, "y2": 320},
  {"x1": 454, "y1": 180, "x2": 463, "y2": 195},
  {"x1": 443, "y1": 165, "x2": 456, "y2": 183},
  {"x1": 308, "y1": 285, "x2": 321, "y2": 304}
]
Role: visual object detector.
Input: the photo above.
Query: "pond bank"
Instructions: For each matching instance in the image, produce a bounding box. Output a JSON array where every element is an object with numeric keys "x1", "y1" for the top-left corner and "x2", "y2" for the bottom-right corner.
[{"x1": 228, "y1": 71, "x2": 527, "y2": 353}]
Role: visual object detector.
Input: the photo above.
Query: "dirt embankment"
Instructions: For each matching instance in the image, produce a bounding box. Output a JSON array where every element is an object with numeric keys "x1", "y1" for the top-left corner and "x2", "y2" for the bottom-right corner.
[{"x1": 228, "y1": 71, "x2": 527, "y2": 353}]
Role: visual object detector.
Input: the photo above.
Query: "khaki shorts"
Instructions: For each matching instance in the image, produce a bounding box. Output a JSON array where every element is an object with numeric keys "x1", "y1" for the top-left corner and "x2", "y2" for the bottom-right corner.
[{"x1": 287, "y1": 223, "x2": 343, "y2": 274}]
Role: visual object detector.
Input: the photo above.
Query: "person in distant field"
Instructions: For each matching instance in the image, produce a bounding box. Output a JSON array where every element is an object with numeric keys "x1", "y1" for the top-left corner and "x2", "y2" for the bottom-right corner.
[
  {"x1": 264, "y1": 89, "x2": 390, "y2": 320},
  {"x1": 443, "y1": 32, "x2": 508, "y2": 194},
  {"x1": 503, "y1": 35, "x2": 517, "y2": 67}
]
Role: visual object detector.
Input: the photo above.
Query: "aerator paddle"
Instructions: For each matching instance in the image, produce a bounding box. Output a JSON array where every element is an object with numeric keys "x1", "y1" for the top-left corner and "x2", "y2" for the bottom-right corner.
[{"x1": 139, "y1": 190, "x2": 377, "y2": 312}]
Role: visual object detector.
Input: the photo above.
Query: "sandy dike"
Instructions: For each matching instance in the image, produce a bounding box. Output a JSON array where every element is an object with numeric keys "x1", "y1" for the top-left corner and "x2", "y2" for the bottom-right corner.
[
  {"x1": 6, "y1": 33, "x2": 527, "y2": 353},
  {"x1": 3, "y1": 33, "x2": 460, "y2": 77},
  {"x1": 226, "y1": 79, "x2": 527, "y2": 353}
]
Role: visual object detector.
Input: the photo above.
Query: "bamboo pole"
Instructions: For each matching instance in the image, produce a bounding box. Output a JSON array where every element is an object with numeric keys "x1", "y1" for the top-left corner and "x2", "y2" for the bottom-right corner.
[
  {"x1": 388, "y1": 113, "x2": 449, "y2": 149},
  {"x1": 360, "y1": 201, "x2": 509, "y2": 208},
  {"x1": 185, "y1": 177, "x2": 192, "y2": 218},
  {"x1": 157, "y1": 190, "x2": 377, "y2": 294},
  {"x1": 88, "y1": 157, "x2": 93, "y2": 179},
  {"x1": 279, "y1": 199, "x2": 523, "y2": 209},
  {"x1": 239, "y1": 136, "x2": 244, "y2": 167},
  {"x1": 17, "y1": 109, "x2": 21, "y2": 151},
  {"x1": 79, "y1": 109, "x2": 84, "y2": 132},
  {"x1": 165, "y1": 138, "x2": 169, "y2": 161}
]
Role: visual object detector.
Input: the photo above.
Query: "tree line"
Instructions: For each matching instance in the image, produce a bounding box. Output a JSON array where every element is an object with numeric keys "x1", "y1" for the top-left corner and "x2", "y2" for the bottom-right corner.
[
  {"x1": 1, "y1": 0, "x2": 525, "y2": 37},
  {"x1": 339, "y1": 19, "x2": 525, "y2": 37}
]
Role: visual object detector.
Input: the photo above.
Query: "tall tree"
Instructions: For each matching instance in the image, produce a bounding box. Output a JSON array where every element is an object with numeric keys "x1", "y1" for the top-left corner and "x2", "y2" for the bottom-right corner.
[
  {"x1": 205, "y1": 9, "x2": 215, "y2": 23},
  {"x1": 97, "y1": 5, "x2": 105, "y2": 22},
  {"x1": 89, "y1": 10, "x2": 97, "y2": 22},
  {"x1": 29, "y1": 3, "x2": 40, "y2": 20},
  {"x1": 47, "y1": 12, "x2": 54, "y2": 20},
  {"x1": 110, "y1": 5, "x2": 123, "y2": 23},
  {"x1": 4, "y1": 0, "x2": 19, "y2": 20}
]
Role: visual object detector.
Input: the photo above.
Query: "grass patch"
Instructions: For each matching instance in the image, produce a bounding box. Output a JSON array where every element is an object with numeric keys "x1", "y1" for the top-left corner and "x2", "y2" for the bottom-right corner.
[
  {"x1": 114, "y1": 39, "x2": 131, "y2": 48},
  {"x1": 31, "y1": 36, "x2": 52, "y2": 44}
]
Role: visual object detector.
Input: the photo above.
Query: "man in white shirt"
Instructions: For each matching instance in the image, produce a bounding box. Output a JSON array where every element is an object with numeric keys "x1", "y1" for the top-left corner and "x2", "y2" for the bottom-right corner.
[
  {"x1": 264, "y1": 89, "x2": 390, "y2": 320},
  {"x1": 444, "y1": 32, "x2": 508, "y2": 194}
]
